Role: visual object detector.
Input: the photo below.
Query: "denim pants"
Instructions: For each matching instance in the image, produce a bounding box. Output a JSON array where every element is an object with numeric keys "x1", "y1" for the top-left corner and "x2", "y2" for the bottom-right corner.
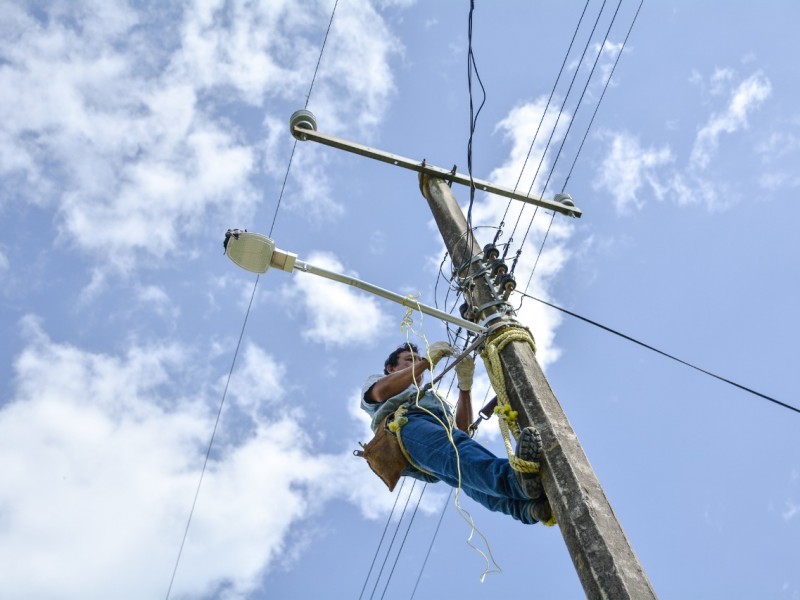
[{"x1": 398, "y1": 411, "x2": 537, "y2": 524}]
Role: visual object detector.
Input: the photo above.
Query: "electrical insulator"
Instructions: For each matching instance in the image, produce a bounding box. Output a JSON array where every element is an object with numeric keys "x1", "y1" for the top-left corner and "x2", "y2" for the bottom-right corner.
[
  {"x1": 483, "y1": 243, "x2": 500, "y2": 262},
  {"x1": 491, "y1": 259, "x2": 508, "y2": 277},
  {"x1": 459, "y1": 302, "x2": 471, "y2": 320},
  {"x1": 499, "y1": 273, "x2": 516, "y2": 299}
]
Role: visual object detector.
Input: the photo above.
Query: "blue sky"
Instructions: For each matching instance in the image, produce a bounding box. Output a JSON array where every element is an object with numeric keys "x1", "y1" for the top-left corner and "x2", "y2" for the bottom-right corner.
[{"x1": 1, "y1": 1, "x2": 799, "y2": 599}]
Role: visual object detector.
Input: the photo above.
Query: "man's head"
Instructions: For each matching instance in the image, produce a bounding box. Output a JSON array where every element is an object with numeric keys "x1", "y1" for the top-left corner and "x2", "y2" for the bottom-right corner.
[{"x1": 384, "y1": 342, "x2": 420, "y2": 375}]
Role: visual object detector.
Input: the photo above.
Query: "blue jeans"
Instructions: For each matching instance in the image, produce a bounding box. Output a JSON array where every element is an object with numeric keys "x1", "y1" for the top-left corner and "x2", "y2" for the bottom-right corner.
[{"x1": 398, "y1": 411, "x2": 537, "y2": 524}]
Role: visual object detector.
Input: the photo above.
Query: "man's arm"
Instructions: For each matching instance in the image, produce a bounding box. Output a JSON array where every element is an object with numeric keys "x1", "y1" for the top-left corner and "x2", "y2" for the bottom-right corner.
[
  {"x1": 453, "y1": 354, "x2": 475, "y2": 432},
  {"x1": 367, "y1": 358, "x2": 430, "y2": 404},
  {"x1": 454, "y1": 389, "x2": 473, "y2": 432}
]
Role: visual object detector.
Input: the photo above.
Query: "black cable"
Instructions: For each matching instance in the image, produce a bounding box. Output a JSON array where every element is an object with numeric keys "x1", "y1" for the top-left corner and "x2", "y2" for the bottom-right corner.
[
  {"x1": 268, "y1": 140, "x2": 297, "y2": 237},
  {"x1": 165, "y1": 3, "x2": 340, "y2": 596},
  {"x1": 505, "y1": 0, "x2": 610, "y2": 270},
  {"x1": 493, "y1": 0, "x2": 592, "y2": 247},
  {"x1": 562, "y1": 0, "x2": 644, "y2": 192},
  {"x1": 270, "y1": 0, "x2": 340, "y2": 237},
  {"x1": 368, "y1": 480, "x2": 418, "y2": 600},
  {"x1": 518, "y1": 211, "x2": 557, "y2": 306},
  {"x1": 357, "y1": 478, "x2": 409, "y2": 600},
  {"x1": 305, "y1": 0, "x2": 339, "y2": 109},
  {"x1": 466, "y1": 0, "x2": 487, "y2": 234},
  {"x1": 521, "y1": 291, "x2": 799, "y2": 415},
  {"x1": 513, "y1": 0, "x2": 623, "y2": 269},
  {"x1": 164, "y1": 274, "x2": 260, "y2": 600},
  {"x1": 518, "y1": 2, "x2": 642, "y2": 305},
  {"x1": 379, "y1": 483, "x2": 427, "y2": 600},
  {"x1": 409, "y1": 487, "x2": 453, "y2": 600}
]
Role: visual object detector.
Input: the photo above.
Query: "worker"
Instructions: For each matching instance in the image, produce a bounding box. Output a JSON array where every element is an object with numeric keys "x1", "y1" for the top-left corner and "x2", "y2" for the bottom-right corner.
[{"x1": 359, "y1": 341, "x2": 552, "y2": 525}]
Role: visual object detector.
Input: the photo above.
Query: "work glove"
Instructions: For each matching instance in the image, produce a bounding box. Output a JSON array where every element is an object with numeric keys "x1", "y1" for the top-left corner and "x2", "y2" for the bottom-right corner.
[
  {"x1": 454, "y1": 355, "x2": 475, "y2": 391},
  {"x1": 425, "y1": 341, "x2": 455, "y2": 368}
]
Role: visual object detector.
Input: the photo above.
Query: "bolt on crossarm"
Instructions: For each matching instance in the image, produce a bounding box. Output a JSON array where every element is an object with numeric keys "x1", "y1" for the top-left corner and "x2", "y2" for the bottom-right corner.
[{"x1": 419, "y1": 174, "x2": 657, "y2": 600}]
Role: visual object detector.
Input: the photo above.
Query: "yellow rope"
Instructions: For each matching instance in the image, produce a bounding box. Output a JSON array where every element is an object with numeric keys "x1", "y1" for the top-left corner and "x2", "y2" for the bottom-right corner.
[
  {"x1": 481, "y1": 325, "x2": 556, "y2": 526},
  {"x1": 481, "y1": 326, "x2": 539, "y2": 473}
]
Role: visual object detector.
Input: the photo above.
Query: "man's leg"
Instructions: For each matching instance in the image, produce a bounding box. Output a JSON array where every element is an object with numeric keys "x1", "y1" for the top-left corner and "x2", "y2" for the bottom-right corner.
[
  {"x1": 399, "y1": 413, "x2": 526, "y2": 500},
  {"x1": 456, "y1": 486, "x2": 539, "y2": 524}
]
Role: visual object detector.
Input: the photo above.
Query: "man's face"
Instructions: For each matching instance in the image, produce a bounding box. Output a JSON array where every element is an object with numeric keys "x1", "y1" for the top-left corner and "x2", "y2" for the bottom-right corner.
[{"x1": 387, "y1": 350, "x2": 418, "y2": 373}]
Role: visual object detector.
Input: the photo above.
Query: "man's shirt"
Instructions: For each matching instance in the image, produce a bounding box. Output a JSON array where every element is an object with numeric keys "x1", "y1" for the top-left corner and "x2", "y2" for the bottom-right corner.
[{"x1": 361, "y1": 373, "x2": 452, "y2": 433}]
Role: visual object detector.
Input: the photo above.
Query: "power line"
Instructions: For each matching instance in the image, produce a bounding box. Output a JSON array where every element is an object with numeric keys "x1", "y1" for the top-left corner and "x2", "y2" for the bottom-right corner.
[
  {"x1": 562, "y1": 0, "x2": 644, "y2": 193},
  {"x1": 505, "y1": 0, "x2": 611, "y2": 269},
  {"x1": 379, "y1": 483, "x2": 426, "y2": 600},
  {"x1": 465, "y1": 0, "x2": 487, "y2": 237},
  {"x1": 518, "y1": 0, "x2": 642, "y2": 300},
  {"x1": 512, "y1": 0, "x2": 624, "y2": 275},
  {"x1": 493, "y1": 0, "x2": 592, "y2": 248},
  {"x1": 164, "y1": 4, "x2": 340, "y2": 597},
  {"x1": 357, "y1": 478, "x2": 410, "y2": 600},
  {"x1": 521, "y1": 291, "x2": 799, "y2": 415},
  {"x1": 368, "y1": 480, "x2": 419, "y2": 600},
  {"x1": 164, "y1": 275, "x2": 260, "y2": 600},
  {"x1": 409, "y1": 488, "x2": 453, "y2": 600}
]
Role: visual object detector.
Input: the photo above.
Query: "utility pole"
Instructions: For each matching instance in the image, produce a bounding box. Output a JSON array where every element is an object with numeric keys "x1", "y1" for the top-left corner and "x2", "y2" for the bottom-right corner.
[
  {"x1": 285, "y1": 109, "x2": 656, "y2": 599},
  {"x1": 420, "y1": 174, "x2": 657, "y2": 600}
]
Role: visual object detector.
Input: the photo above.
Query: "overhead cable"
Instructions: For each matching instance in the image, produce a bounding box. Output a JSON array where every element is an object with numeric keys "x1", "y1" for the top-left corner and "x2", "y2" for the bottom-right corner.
[
  {"x1": 522, "y1": 292, "x2": 799, "y2": 415},
  {"x1": 164, "y1": 4, "x2": 340, "y2": 597},
  {"x1": 505, "y1": 0, "x2": 611, "y2": 269},
  {"x1": 357, "y1": 478, "x2": 410, "y2": 600},
  {"x1": 514, "y1": 0, "x2": 623, "y2": 267},
  {"x1": 493, "y1": 0, "x2": 591, "y2": 247},
  {"x1": 466, "y1": 0, "x2": 487, "y2": 239},
  {"x1": 518, "y1": 0, "x2": 642, "y2": 300},
  {"x1": 561, "y1": 0, "x2": 644, "y2": 192}
]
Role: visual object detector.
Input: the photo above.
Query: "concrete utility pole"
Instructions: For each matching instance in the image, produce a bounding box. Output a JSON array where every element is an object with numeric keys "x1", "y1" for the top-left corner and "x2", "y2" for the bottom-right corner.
[
  {"x1": 285, "y1": 109, "x2": 655, "y2": 599},
  {"x1": 420, "y1": 174, "x2": 658, "y2": 600}
]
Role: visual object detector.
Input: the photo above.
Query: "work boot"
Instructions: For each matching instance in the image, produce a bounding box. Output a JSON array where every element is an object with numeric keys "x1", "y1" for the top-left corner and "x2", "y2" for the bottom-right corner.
[
  {"x1": 528, "y1": 497, "x2": 554, "y2": 524},
  {"x1": 515, "y1": 426, "x2": 544, "y2": 500}
]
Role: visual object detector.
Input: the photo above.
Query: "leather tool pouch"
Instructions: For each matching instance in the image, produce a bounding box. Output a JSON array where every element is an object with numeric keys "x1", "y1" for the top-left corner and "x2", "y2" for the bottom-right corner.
[{"x1": 355, "y1": 416, "x2": 408, "y2": 492}]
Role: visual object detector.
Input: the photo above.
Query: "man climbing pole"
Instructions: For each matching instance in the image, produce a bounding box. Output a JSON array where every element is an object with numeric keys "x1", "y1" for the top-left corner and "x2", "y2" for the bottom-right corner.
[{"x1": 359, "y1": 341, "x2": 553, "y2": 525}]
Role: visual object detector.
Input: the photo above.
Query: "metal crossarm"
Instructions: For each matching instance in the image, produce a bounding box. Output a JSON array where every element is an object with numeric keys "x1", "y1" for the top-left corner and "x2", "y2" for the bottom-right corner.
[{"x1": 291, "y1": 123, "x2": 582, "y2": 218}]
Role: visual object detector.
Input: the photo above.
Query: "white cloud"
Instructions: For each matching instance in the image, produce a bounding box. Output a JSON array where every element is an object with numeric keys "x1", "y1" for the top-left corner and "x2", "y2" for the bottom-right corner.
[
  {"x1": 490, "y1": 98, "x2": 569, "y2": 196},
  {"x1": 458, "y1": 98, "x2": 576, "y2": 368},
  {"x1": 0, "y1": 1, "x2": 403, "y2": 273},
  {"x1": 594, "y1": 70, "x2": 778, "y2": 211},
  {"x1": 691, "y1": 72, "x2": 772, "y2": 169},
  {"x1": 136, "y1": 284, "x2": 180, "y2": 321},
  {"x1": 0, "y1": 316, "x2": 401, "y2": 599},
  {"x1": 783, "y1": 501, "x2": 800, "y2": 522},
  {"x1": 709, "y1": 67, "x2": 735, "y2": 95},
  {"x1": 280, "y1": 251, "x2": 391, "y2": 347},
  {"x1": 756, "y1": 131, "x2": 800, "y2": 160},
  {"x1": 596, "y1": 40, "x2": 624, "y2": 91},
  {"x1": 594, "y1": 131, "x2": 673, "y2": 213}
]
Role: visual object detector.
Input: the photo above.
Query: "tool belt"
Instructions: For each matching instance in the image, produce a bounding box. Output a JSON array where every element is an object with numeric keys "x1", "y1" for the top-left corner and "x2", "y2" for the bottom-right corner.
[{"x1": 355, "y1": 414, "x2": 408, "y2": 492}]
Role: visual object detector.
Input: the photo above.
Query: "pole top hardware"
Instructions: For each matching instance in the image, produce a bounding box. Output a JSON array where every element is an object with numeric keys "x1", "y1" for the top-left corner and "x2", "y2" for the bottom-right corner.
[
  {"x1": 288, "y1": 110, "x2": 583, "y2": 219},
  {"x1": 289, "y1": 109, "x2": 318, "y2": 140},
  {"x1": 553, "y1": 193, "x2": 576, "y2": 218}
]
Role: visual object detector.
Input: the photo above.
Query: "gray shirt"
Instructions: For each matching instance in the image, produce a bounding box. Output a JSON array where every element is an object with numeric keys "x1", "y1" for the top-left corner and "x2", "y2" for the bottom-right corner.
[{"x1": 361, "y1": 373, "x2": 452, "y2": 433}]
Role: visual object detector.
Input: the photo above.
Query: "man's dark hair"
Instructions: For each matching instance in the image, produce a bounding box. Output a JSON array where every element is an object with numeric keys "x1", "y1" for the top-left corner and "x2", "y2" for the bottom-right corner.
[{"x1": 384, "y1": 342, "x2": 420, "y2": 375}]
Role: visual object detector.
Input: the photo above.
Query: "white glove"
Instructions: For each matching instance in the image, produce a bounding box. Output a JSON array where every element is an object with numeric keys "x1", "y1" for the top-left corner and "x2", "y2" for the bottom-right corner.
[
  {"x1": 426, "y1": 341, "x2": 455, "y2": 367},
  {"x1": 454, "y1": 355, "x2": 475, "y2": 391}
]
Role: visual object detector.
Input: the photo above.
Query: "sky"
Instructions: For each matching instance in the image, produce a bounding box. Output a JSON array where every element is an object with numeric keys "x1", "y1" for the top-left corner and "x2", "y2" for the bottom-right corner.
[{"x1": 1, "y1": 1, "x2": 799, "y2": 599}]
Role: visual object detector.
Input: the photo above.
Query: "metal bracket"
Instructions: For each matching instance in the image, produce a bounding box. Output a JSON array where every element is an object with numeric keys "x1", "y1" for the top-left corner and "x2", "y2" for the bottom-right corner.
[{"x1": 291, "y1": 119, "x2": 582, "y2": 218}]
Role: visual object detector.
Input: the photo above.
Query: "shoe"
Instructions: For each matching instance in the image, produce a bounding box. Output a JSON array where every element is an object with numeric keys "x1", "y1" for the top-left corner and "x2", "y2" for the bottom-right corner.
[
  {"x1": 528, "y1": 498, "x2": 554, "y2": 524},
  {"x1": 514, "y1": 426, "x2": 544, "y2": 500}
]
